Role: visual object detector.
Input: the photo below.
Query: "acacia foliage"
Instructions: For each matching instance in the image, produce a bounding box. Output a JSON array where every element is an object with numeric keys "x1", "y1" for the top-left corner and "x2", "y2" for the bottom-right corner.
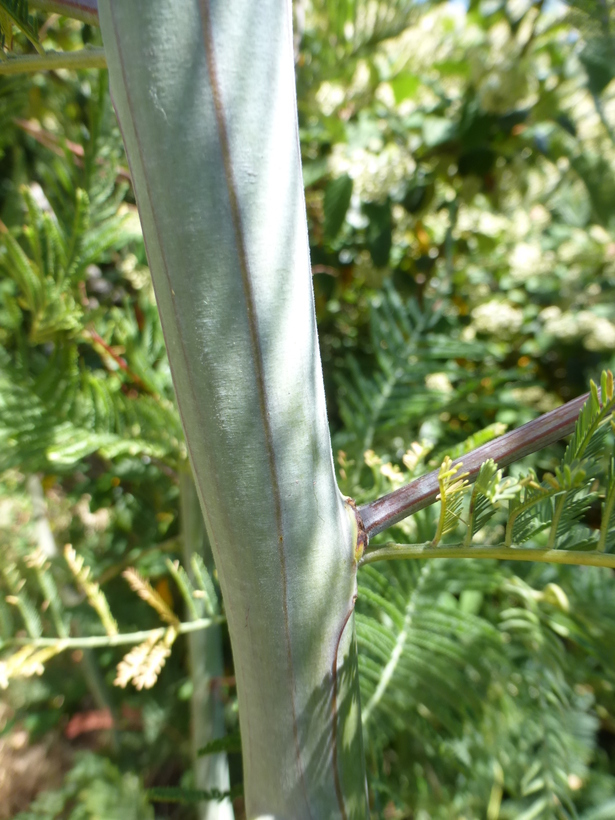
[{"x1": 1, "y1": 1, "x2": 615, "y2": 818}]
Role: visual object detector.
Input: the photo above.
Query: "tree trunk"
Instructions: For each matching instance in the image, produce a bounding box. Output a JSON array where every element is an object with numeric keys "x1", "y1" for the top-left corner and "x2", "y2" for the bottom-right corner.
[
  {"x1": 98, "y1": 1, "x2": 369, "y2": 817},
  {"x1": 180, "y1": 466, "x2": 234, "y2": 820}
]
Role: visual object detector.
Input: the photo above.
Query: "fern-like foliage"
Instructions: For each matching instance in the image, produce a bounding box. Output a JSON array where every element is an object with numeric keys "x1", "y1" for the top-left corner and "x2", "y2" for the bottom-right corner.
[
  {"x1": 505, "y1": 374, "x2": 615, "y2": 552},
  {"x1": 197, "y1": 732, "x2": 242, "y2": 758},
  {"x1": 357, "y1": 559, "x2": 506, "y2": 746},
  {"x1": 363, "y1": 372, "x2": 615, "y2": 562},
  {"x1": 357, "y1": 556, "x2": 613, "y2": 818},
  {"x1": 598, "y1": 455, "x2": 615, "y2": 552},
  {"x1": 0, "y1": 345, "x2": 182, "y2": 471},
  {"x1": 0, "y1": 0, "x2": 42, "y2": 55},
  {"x1": 347, "y1": 286, "x2": 615, "y2": 815},
  {"x1": 465, "y1": 458, "x2": 521, "y2": 544},
  {"x1": 147, "y1": 784, "x2": 242, "y2": 805},
  {"x1": 334, "y1": 281, "x2": 514, "y2": 489},
  {"x1": 0, "y1": 539, "x2": 221, "y2": 692},
  {"x1": 494, "y1": 578, "x2": 600, "y2": 819},
  {"x1": 358, "y1": 558, "x2": 596, "y2": 816},
  {"x1": 0, "y1": 67, "x2": 185, "y2": 480},
  {"x1": 431, "y1": 455, "x2": 469, "y2": 545},
  {"x1": 1, "y1": 182, "x2": 133, "y2": 341},
  {"x1": 0, "y1": 183, "x2": 183, "y2": 473}
]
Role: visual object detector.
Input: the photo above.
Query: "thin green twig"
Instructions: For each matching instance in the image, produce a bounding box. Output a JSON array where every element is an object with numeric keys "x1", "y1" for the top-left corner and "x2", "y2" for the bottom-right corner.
[
  {"x1": 0, "y1": 47, "x2": 106, "y2": 74},
  {"x1": 360, "y1": 542, "x2": 615, "y2": 569},
  {"x1": 0, "y1": 615, "x2": 225, "y2": 651}
]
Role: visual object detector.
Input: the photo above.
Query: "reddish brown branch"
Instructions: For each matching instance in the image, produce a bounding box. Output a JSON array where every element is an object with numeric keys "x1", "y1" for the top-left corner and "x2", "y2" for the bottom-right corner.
[
  {"x1": 85, "y1": 327, "x2": 152, "y2": 395},
  {"x1": 359, "y1": 392, "x2": 592, "y2": 538},
  {"x1": 16, "y1": 117, "x2": 86, "y2": 159},
  {"x1": 14, "y1": 119, "x2": 131, "y2": 183}
]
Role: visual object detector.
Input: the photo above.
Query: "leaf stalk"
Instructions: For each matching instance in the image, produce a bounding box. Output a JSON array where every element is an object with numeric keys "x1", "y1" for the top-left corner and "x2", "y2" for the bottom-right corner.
[
  {"x1": 360, "y1": 542, "x2": 615, "y2": 569},
  {"x1": 1, "y1": 616, "x2": 224, "y2": 650},
  {"x1": 0, "y1": 47, "x2": 105, "y2": 74}
]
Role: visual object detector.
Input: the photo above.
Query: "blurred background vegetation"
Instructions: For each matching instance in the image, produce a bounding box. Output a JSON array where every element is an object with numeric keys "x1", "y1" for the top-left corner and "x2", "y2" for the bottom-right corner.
[{"x1": 1, "y1": 0, "x2": 615, "y2": 817}]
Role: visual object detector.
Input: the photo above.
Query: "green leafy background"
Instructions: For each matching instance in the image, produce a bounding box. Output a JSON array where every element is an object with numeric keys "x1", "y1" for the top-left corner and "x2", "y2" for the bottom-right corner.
[{"x1": 2, "y1": 0, "x2": 615, "y2": 817}]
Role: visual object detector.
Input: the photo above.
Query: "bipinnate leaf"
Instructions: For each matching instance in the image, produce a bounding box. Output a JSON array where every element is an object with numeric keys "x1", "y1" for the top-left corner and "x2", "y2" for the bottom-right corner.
[{"x1": 197, "y1": 732, "x2": 242, "y2": 757}]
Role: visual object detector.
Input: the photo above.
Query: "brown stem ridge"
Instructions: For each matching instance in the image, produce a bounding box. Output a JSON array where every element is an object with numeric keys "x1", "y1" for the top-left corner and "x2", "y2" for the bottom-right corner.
[{"x1": 359, "y1": 391, "x2": 592, "y2": 538}]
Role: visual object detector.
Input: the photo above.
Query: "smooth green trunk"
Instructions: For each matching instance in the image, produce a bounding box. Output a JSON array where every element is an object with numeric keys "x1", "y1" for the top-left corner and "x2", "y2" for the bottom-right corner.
[
  {"x1": 98, "y1": 1, "x2": 368, "y2": 817},
  {"x1": 180, "y1": 466, "x2": 234, "y2": 820}
]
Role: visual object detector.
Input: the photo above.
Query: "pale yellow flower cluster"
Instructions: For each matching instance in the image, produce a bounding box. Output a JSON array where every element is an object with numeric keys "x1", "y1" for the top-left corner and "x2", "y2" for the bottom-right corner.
[
  {"x1": 540, "y1": 307, "x2": 615, "y2": 352},
  {"x1": 471, "y1": 301, "x2": 525, "y2": 337}
]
